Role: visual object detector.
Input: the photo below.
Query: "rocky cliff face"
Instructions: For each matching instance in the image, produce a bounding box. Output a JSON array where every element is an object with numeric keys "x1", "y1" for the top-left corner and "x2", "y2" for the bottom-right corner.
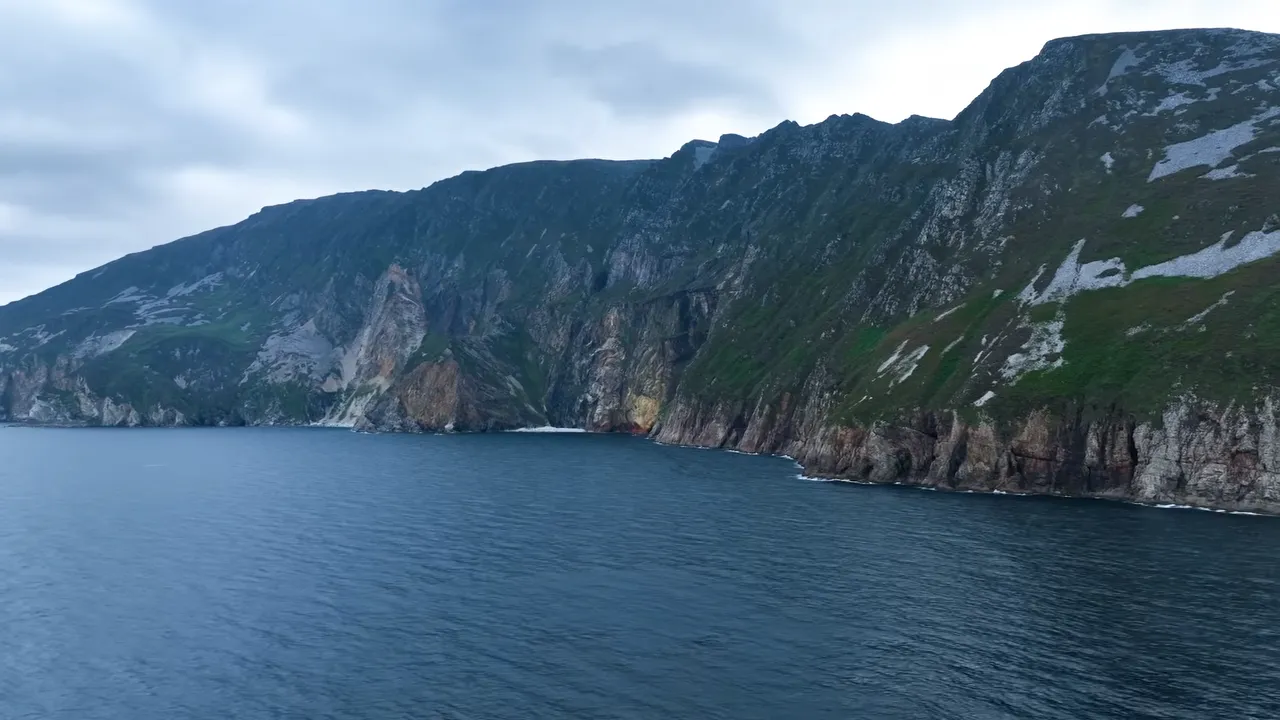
[
  {"x1": 652, "y1": 396, "x2": 1280, "y2": 513},
  {"x1": 4, "y1": 29, "x2": 1280, "y2": 512}
]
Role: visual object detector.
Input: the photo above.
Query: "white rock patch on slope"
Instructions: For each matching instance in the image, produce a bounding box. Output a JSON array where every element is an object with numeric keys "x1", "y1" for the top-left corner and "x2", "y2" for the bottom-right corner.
[
  {"x1": 1097, "y1": 46, "x2": 1140, "y2": 95},
  {"x1": 890, "y1": 345, "x2": 929, "y2": 387},
  {"x1": 244, "y1": 320, "x2": 336, "y2": 383},
  {"x1": 1147, "y1": 91, "x2": 1205, "y2": 115},
  {"x1": 1151, "y1": 57, "x2": 1275, "y2": 87},
  {"x1": 1025, "y1": 240, "x2": 1127, "y2": 305},
  {"x1": 167, "y1": 273, "x2": 224, "y2": 298},
  {"x1": 1122, "y1": 204, "x2": 1145, "y2": 218},
  {"x1": 1020, "y1": 230, "x2": 1280, "y2": 305},
  {"x1": 73, "y1": 330, "x2": 136, "y2": 359},
  {"x1": 876, "y1": 341, "x2": 929, "y2": 387},
  {"x1": 1180, "y1": 291, "x2": 1235, "y2": 329},
  {"x1": 934, "y1": 304, "x2": 964, "y2": 322},
  {"x1": 1131, "y1": 230, "x2": 1280, "y2": 280},
  {"x1": 974, "y1": 391, "x2": 997, "y2": 407},
  {"x1": 1016, "y1": 265, "x2": 1048, "y2": 304},
  {"x1": 106, "y1": 287, "x2": 146, "y2": 305},
  {"x1": 1202, "y1": 165, "x2": 1252, "y2": 180},
  {"x1": 1000, "y1": 319, "x2": 1065, "y2": 382},
  {"x1": 1148, "y1": 107, "x2": 1280, "y2": 182},
  {"x1": 877, "y1": 341, "x2": 908, "y2": 374},
  {"x1": 27, "y1": 328, "x2": 64, "y2": 347},
  {"x1": 1101, "y1": 152, "x2": 1115, "y2": 172}
]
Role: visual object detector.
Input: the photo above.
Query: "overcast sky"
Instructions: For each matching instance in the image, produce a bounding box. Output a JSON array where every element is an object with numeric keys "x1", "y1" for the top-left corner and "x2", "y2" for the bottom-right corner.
[{"x1": 2, "y1": 0, "x2": 1279, "y2": 304}]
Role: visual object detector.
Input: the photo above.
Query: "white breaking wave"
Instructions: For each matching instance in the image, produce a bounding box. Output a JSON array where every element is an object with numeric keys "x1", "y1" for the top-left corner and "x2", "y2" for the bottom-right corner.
[
  {"x1": 797, "y1": 474, "x2": 875, "y2": 486},
  {"x1": 1146, "y1": 502, "x2": 1265, "y2": 516},
  {"x1": 509, "y1": 426, "x2": 588, "y2": 433}
]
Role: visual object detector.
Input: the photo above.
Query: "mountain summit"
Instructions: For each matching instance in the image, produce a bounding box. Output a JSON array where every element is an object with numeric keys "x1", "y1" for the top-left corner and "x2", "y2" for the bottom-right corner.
[{"x1": 5, "y1": 28, "x2": 1280, "y2": 511}]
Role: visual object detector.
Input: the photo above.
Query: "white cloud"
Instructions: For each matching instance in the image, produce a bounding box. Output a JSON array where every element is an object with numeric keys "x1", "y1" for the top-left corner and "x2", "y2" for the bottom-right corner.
[{"x1": 174, "y1": 51, "x2": 310, "y2": 139}]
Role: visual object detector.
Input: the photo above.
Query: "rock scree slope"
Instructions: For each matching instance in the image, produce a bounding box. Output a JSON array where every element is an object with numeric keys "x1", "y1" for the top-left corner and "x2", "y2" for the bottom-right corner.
[{"x1": 5, "y1": 29, "x2": 1280, "y2": 512}]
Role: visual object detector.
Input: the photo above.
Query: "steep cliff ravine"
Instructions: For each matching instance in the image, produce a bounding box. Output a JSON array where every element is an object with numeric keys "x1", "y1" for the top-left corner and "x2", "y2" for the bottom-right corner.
[{"x1": 4, "y1": 29, "x2": 1280, "y2": 512}]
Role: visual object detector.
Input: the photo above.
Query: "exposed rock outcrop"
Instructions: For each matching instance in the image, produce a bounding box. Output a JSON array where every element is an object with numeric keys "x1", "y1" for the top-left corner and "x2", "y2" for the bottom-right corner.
[{"x1": 654, "y1": 395, "x2": 1280, "y2": 513}]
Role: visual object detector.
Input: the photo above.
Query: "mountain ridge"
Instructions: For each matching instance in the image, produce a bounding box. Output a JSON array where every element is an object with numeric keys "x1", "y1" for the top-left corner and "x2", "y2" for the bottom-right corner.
[{"x1": 4, "y1": 27, "x2": 1280, "y2": 512}]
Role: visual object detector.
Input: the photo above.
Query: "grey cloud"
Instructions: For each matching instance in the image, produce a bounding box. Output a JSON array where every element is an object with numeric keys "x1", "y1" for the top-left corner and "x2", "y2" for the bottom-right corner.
[
  {"x1": 0, "y1": 0, "x2": 806, "y2": 305},
  {"x1": 0, "y1": 109, "x2": 256, "y2": 216},
  {"x1": 546, "y1": 42, "x2": 779, "y2": 117},
  {"x1": 3, "y1": 0, "x2": 1266, "y2": 304}
]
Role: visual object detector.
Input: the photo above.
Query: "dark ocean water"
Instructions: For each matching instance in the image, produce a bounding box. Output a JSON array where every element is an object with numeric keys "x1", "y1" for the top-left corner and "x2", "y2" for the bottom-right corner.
[{"x1": 0, "y1": 427, "x2": 1277, "y2": 719}]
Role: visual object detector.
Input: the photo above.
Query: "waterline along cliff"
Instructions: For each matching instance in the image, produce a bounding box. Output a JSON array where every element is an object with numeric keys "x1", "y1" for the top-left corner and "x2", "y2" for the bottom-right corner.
[{"x1": 4, "y1": 29, "x2": 1280, "y2": 512}]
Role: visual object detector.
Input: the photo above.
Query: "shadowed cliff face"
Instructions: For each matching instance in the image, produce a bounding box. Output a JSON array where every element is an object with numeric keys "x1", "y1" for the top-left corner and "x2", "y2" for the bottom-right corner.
[{"x1": 4, "y1": 29, "x2": 1280, "y2": 511}]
